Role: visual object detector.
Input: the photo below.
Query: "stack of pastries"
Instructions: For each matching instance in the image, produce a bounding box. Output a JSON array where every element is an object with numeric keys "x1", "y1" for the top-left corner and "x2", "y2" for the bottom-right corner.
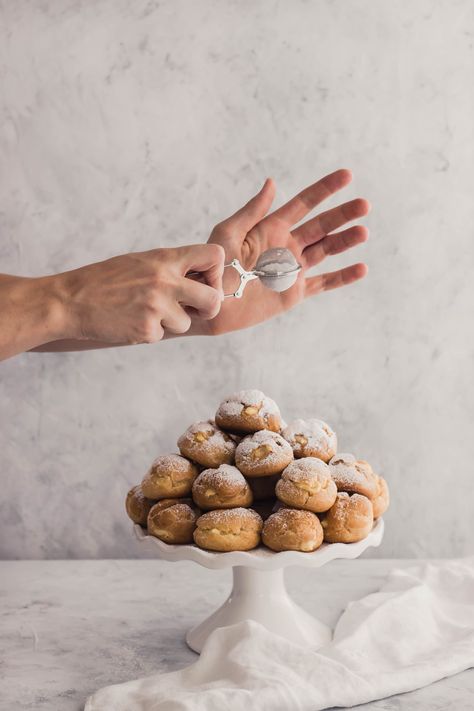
[{"x1": 126, "y1": 390, "x2": 389, "y2": 553}]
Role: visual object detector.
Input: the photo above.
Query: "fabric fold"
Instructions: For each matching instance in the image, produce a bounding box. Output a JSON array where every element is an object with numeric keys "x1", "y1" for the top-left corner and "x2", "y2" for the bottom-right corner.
[{"x1": 85, "y1": 559, "x2": 474, "y2": 711}]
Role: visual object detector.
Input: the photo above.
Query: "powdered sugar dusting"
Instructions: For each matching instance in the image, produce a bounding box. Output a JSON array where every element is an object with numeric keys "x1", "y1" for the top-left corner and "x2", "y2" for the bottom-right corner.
[
  {"x1": 325, "y1": 492, "x2": 370, "y2": 525},
  {"x1": 329, "y1": 453, "x2": 356, "y2": 466},
  {"x1": 198, "y1": 464, "x2": 247, "y2": 488},
  {"x1": 178, "y1": 420, "x2": 235, "y2": 453},
  {"x1": 330, "y1": 467, "x2": 362, "y2": 489},
  {"x1": 129, "y1": 484, "x2": 147, "y2": 502},
  {"x1": 236, "y1": 430, "x2": 293, "y2": 467},
  {"x1": 151, "y1": 454, "x2": 194, "y2": 472},
  {"x1": 197, "y1": 507, "x2": 263, "y2": 529},
  {"x1": 329, "y1": 454, "x2": 376, "y2": 491},
  {"x1": 282, "y1": 457, "x2": 331, "y2": 483},
  {"x1": 283, "y1": 419, "x2": 336, "y2": 450},
  {"x1": 217, "y1": 390, "x2": 281, "y2": 418}
]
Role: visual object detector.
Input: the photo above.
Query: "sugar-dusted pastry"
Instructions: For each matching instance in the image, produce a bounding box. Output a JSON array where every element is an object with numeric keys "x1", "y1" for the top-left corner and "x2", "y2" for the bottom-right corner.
[
  {"x1": 247, "y1": 473, "x2": 280, "y2": 501},
  {"x1": 369, "y1": 472, "x2": 390, "y2": 518},
  {"x1": 235, "y1": 430, "x2": 293, "y2": 477},
  {"x1": 177, "y1": 420, "x2": 236, "y2": 468},
  {"x1": 194, "y1": 507, "x2": 263, "y2": 552},
  {"x1": 147, "y1": 498, "x2": 199, "y2": 544},
  {"x1": 125, "y1": 485, "x2": 155, "y2": 526},
  {"x1": 329, "y1": 453, "x2": 378, "y2": 500},
  {"x1": 282, "y1": 418, "x2": 337, "y2": 462},
  {"x1": 215, "y1": 389, "x2": 282, "y2": 434},
  {"x1": 141, "y1": 454, "x2": 198, "y2": 500},
  {"x1": 336, "y1": 457, "x2": 389, "y2": 517},
  {"x1": 262, "y1": 508, "x2": 323, "y2": 552},
  {"x1": 275, "y1": 458, "x2": 337, "y2": 513},
  {"x1": 320, "y1": 492, "x2": 374, "y2": 543},
  {"x1": 192, "y1": 464, "x2": 253, "y2": 510}
]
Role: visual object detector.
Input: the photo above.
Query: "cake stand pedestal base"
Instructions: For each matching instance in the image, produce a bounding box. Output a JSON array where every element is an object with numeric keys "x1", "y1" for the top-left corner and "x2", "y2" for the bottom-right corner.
[
  {"x1": 186, "y1": 565, "x2": 331, "y2": 653},
  {"x1": 134, "y1": 518, "x2": 384, "y2": 655}
]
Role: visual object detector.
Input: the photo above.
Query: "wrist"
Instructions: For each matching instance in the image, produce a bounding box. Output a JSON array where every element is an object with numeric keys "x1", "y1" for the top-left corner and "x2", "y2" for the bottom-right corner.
[{"x1": 36, "y1": 273, "x2": 77, "y2": 341}]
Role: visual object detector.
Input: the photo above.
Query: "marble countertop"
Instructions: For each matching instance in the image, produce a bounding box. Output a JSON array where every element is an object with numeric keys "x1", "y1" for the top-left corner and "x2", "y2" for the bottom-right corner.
[{"x1": 1, "y1": 559, "x2": 472, "y2": 710}]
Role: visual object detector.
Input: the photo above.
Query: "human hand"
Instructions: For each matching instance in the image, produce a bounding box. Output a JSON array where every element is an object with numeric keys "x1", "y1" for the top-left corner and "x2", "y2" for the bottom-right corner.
[
  {"x1": 196, "y1": 169, "x2": 369, "y2": 335},
  {"x1": 54, "y1": 244, "x2": 225, "y2": 344}
]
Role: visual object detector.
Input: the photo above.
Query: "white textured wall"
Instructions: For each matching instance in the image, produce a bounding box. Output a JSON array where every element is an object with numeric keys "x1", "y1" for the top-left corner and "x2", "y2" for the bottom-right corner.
[{"x1": 1, "y1": 0, "x2": 473, "y2": 559}]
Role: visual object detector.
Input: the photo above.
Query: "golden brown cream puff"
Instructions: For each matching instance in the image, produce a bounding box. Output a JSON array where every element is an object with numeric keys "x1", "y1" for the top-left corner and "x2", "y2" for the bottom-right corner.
[
  {"x1": 147, "y1": 499, "x2": 199, "y2": 544},
  {"x1": 370, "y1": 473, "x2": 390, "y2": 518},
  {"x1": 193, "y1": 507, "x2": 263, "y2": 551},
  {"x1": 192, "y1": 464, "x2": 253, "y2": 510},
  {"x1": 262, "y1": 508, "x2": 324, "y2": 552},
  {"x1": 320, "y1": 492, "x2": 374, "y2": 543},
  {"x1": 141, "y1": 454, "x2": 198, "y2": 500},
  {"x1": 235, "y1": 430, "x2": 293, "y2": 477},
  {"x1": 329, "y1": 453, "x2": 378, "y2": 499},
  {"x1": 275, "y1": 458, "x2": 337, "y2": 513},
  {"x1": 177, "y1": 420, "x2": 236, "y2": 468},
  {"x1": 215, "y1": 389, "x2": 282, "y2": 434},
  {"x1": 125, "y1": 485, "x2": 155, "y2": 526},
  {"x1": 282, "y1": 418, "x2": 337, "y2": 462}
]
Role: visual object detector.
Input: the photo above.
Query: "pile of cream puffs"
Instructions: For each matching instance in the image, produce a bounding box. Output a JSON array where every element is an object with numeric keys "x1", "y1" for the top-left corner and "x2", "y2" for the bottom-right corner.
[{"x1": 126, "y1": 389, "x2": 389, "y2": 553}]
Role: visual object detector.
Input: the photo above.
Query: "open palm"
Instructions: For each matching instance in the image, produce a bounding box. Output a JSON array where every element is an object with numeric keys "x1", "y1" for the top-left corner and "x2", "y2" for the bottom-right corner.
[{"x1": 202, "y1": 169, "x2": 370, "y2": 335}]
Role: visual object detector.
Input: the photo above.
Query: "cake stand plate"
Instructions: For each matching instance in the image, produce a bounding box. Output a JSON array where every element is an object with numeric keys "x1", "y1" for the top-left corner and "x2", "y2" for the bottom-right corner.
[{"x1": 134, "y1": 518, "x2": 384, "y2": 653}]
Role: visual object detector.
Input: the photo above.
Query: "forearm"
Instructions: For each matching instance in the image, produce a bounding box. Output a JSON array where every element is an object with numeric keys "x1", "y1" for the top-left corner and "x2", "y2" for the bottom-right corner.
[
  {"x1": 0, "y1": 274, "x2": 68, "y2": 361},
  {"x1": 3, "y1": 244, "x2": 222, "y2": 358},
  {"x1": 31, "y1": 318, "x2": 210, "y2": 352}
]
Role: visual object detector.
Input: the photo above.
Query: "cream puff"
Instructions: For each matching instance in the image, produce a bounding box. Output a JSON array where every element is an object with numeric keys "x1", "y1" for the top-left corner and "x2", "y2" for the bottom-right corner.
[
  {"x1": 177, "y1": 420, "x2": 236, "y2": 468},
  {"x1": 141, "y1": 454, "x2": 198, "y2": 499},
  {"x1": 235, "y1": 430, "x2": 293, "y2": 477},
  {"x1": 275, "y1": 458, "x2": 337, "y2": 513},
  {"x1": 282, "y1": 418, "x2": 337, "y2": 462},
  {"x1": 320, "y1": 492, "x2": 374, "y2": 543},
  {"x1": 193, "y1": 507, "x2": 263, "y2": 552},
  {"x1": 192, "y1": 464, "x2": 253, "y2": 510},
  {"x1": 147, "y1": 499, "x2": 199, "y2": 544},
  {"x1": 215, "y1": 389, "x2": 282, "y2": 434},
  {"x1": 368, "y1": 469, "x2": 390, "y2": 518},
  {"x1": 329, "y1": 453, "x2": 378, "y2": 499},
  {"x1": 262, "y1": 508, "x2": 324, "y2": 552},
  {"x1": 125, "y1": 485, "x2": 155, "y2": 526}
]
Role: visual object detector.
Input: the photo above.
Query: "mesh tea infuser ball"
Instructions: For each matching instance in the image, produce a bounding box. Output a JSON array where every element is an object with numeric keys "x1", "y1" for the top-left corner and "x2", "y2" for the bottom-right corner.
[{"x1": 224, "y1": 247, "x2": 302, "y2": 298}]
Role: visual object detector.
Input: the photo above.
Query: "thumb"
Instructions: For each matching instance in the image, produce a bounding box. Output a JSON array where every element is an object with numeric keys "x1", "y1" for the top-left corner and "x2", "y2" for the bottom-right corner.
[{"x1": 225, "y1": 178, "x2": 276, "y2": 232}]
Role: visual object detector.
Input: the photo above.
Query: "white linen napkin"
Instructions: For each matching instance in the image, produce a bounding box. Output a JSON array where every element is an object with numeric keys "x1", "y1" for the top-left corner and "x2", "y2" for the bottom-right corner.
[{"x1": 85, "y1": 558, "x2": 474, "y2": 710}]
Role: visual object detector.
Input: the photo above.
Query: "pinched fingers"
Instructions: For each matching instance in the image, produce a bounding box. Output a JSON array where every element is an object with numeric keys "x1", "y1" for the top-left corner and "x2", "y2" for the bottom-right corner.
[
  {"x1": 177, "y1": 277, "x2": 223, "y2": 320},
  {"x1": 181, "y1": 243, "x2": 226, "y2": 294},
  {"x1": 160, "y1": 302, "x2": 192, "y2": 335}
]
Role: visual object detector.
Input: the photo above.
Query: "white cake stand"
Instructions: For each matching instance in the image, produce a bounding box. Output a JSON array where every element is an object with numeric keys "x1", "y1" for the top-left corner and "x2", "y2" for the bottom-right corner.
[{"x1": 134, "y1": 518, "x2": 384, "y2": 653}]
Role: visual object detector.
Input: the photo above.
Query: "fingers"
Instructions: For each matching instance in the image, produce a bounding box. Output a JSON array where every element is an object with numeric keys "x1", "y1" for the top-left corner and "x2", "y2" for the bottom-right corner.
[
  {"x1": 301, "y1": 225, "x2": 369, "y2": 269},
  {"x1": 160, "y1": 303, "x2": 192, "y2": 335},
  {"x1": 305, "y1": 263, "x2": 368, "y2": 297},
  {"x1": 221, "y1": 178, "x2": 276, "y2": 232},
  {"x1": 270, "y1": 169, "x2": 352, "y2": 227},
  {"x1": 293, "y1": 198, "x2": 371, "y2": 250},
  {"x1": 177, "y1": 277, "x2": 223, "y2": 320},
  {"x1": 180, "y1": 243, "x2": 225, "y2": 294}
]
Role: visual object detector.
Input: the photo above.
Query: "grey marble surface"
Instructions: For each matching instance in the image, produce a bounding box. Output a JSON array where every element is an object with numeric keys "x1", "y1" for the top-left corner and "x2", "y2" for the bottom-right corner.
[
  {"x1": 1, "y1": 0, "x2": 474, "y2": 559},
  {"x1": 0, "y1": 558, "x2": 472, "y2": 711}
]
